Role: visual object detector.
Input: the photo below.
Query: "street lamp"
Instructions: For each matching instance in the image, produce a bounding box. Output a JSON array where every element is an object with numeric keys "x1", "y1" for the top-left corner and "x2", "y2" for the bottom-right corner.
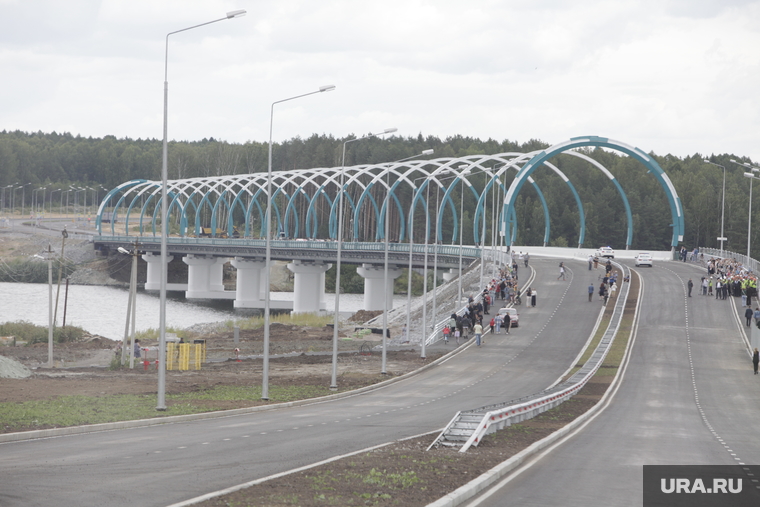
[
  {"x1": 49, "y1": 188, "x2": 62, "y2": 216},
  {"x1": 34, "y1": 244, "x2": 56, "y2": 367},
  {"x1": 382, "y1": 149, "x2": 433, "y2": 373},
  {"x1": 704, "y1": 159, "x2": 727, "y2": 256},
  {"x1": 1, "y1": 184, "x2": 12, "y2": 214},
  {"x1": 738, "y1": 160, "x2": 760, "y2": 259},
  {"x1": 158, "y1": 9, "x2": 246, "y2": 411},
  {"x1": 118, "y1": 241, "x2": 140, "y2": 368},
  {"x1": 330, "y1": 127, "x2": 397, "y2": 389},
  {"x1": 262, "y1": 84, "x2": 335, "y2": 401}
]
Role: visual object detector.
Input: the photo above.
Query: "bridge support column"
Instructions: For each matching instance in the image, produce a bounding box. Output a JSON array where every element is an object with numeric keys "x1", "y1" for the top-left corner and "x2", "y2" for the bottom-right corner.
[
  {"x1": 287, "y1": 260, "x2": 332, "y2": 314},
  {"x1": 356, "y1": 263, "x2": 403, "y2": 311},
  {"x1": 230, "y1": 257, "x2": 266, "y2": 308},
  {"x1": 442, "y1": 268, "x2": 458, "y2": 282},
  {"x1": 183, "y1": 255, "x2": 233, "y2": 299},
  {"x1": 141, "y1": 252, "x2": 187, "y2": 291}
]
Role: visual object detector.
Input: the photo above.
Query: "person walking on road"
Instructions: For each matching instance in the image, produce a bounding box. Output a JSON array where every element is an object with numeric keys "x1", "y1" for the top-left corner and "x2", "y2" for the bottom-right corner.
[
  {"x1": 503, "y1": 312, "x2": 511, "y2": 334},
  {"x1": 557, "y1": 262, "x2": 566, "y2": 280},
  {"x1": 588, "y1": 283, "x2": 595, "y2": 302},
  {"x1": 474, "y1": 322, "x2": 483, "y2": 347},
  {"x1": 745, "y1": 307, "x2": 754, "y2": 327},
  {"x1": 687, "y1": 279, "x2": 693, "y2": 297},
  {"x1": 753, "y1": 348, "x2": 759, "y2": 375},
  {"x1": 524, "y1": 252, "x2": 530, "y2": 268},
  {"x1": 588, "y1": 254, "x2": 593, "y2": 270}
]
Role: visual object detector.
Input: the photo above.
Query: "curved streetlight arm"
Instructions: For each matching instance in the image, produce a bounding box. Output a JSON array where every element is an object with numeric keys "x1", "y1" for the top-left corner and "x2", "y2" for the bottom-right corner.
[
  {"x1": 164, "y1": 10, "x2": 247, "y2": 81},
  {"x1": 262, "y1": 84, "x2": 336, "y2": 400}
]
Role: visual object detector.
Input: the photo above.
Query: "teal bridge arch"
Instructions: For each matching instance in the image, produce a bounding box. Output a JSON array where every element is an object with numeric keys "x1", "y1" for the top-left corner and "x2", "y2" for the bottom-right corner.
[{"x1": 95, "y1": 136, "x2": 682, "y2": 250}]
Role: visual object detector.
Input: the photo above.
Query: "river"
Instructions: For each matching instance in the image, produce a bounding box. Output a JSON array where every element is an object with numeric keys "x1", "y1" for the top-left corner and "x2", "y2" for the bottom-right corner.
[{"x1": 0, "y1": 283, "x2": 407, "y2": 342}]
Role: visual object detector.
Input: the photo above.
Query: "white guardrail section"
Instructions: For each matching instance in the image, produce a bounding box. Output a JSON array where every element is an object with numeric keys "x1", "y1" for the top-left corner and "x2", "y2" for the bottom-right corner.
[
  {"x1": 423, "y1": 248, "x2": 519, "y2": 347},
  {"x1": 429, "y1": 260, "x2": 630, "y2": 453},
  {"x1": 97, "y1": 235, "x2": 484, "y2": 258},
  {"x1": 697, "y1": 247, "x2": 760, "y2": 275}
]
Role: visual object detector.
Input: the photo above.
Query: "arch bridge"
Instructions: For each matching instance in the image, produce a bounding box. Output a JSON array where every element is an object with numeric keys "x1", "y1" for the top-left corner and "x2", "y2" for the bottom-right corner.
[{"x1": 94, "y1": 135, "x2": 683, "y2": 313}]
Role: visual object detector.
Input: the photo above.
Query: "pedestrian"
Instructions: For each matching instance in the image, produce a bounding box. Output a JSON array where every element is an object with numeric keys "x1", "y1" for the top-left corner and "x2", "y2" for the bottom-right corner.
[
  {"x1": 474, "y1": 322, "x2": 483, "y2": 346},
  {"x1": 489, "y1": 317, "x2": 495, "y2": 335},
  {"x1": 454, "y1": 327, "x2": 461, "y2": 345},
  {"x1": 603, "y1": 285, "x2": 609, "y2": 305},
  {"x1": 557, "y1": 262, "x2": 566, "y2": 280},
  {"x1": 687, "y1": 279, "x2": 693, "y2": 297},
  {"x1": 495, "y1": 313, "x2": 503, "y2": 334},
  {"x1": 524, "y1": 252, "x2": 530, "y2": 268},
  {"x1": 133, "y1": 339, "x2": 141, "y2": 359},
  {"x1": 531, "y1": 288, "x2": 537, "y2": 307},
  {"x1": 588, "y1": 254, "x2": 593, "y2": 270},
  {"x1": 593, "y1": 256, "x2": 599, "y2": 269},
  {"x1": 443, "y1": 325, "x2": 451, "y2": 343},
  {"x1": 588, "y1": 283, "x2": 595, "y2": 302},
  {"x1": 599, "y1": 282, "x2": 606, "y2": 300},
  {"x1": 754, "y1": 307, "x2": 760, "y2": 326},
  {"x1": 745, "y1": 307, "x2": 754, "y2": 327},
  {"x1": 753, "y1": 348, "x2": 759, "y2": 375},
  {"x1": 503, "y1": 312, "x2": 511, "y2": 334}
]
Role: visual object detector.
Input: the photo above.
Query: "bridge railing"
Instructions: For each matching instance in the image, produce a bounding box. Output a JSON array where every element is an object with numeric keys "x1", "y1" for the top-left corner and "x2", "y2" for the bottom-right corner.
[
  {"x1": 422, "y1": 247, "x2": 513, "y2": 347},
  {"x1": 95, "y1": 235, "x2": 483, "y2": 258},
  {"x1": 697, "y1": 247, "x2": 759, "y2": 274}
]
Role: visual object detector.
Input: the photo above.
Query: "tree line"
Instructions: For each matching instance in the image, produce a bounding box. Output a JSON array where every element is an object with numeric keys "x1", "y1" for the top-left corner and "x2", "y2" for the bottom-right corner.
[{"x1": 0, "y1": 129, "x2": 756, "y2": 257}]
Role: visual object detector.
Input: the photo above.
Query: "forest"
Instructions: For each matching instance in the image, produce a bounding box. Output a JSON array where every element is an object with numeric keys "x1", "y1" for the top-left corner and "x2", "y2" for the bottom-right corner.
[{"x1": 0, "y1": 129, "x2": 756, "y2": 259}]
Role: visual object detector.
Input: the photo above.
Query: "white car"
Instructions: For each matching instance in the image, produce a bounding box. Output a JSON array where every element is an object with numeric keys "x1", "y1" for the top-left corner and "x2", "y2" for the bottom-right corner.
[
  {"x1": 634, "y1": 252, "x2": 653, "y2": 267},
  {"x1": 595, "y1": 246, "x2": 615, "y2": 258},
  {"x1": 497, "y1": 307, "x2": 519, "y2": 327}
]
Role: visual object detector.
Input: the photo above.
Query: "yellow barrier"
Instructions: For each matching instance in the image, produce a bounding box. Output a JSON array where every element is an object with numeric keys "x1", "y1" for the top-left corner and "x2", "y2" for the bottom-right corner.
[{"x1": 166, "y1": 340, "x2": 206, "y2": 371}]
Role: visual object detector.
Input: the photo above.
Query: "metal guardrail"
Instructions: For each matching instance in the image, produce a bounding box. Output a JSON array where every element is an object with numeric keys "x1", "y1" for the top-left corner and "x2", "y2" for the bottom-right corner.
[
  {"x1": 428, "y1": 260, "x2": 631, "y2": 452},
  {"x1": 697, "y1": 247, "x2": 759, "y2": 274},
  {"x1": 422, "y1": 248, "x2": 517, "y2": 347},
  {"x1": 94, "y1": 235, "x2": 483, "y2": 258}
]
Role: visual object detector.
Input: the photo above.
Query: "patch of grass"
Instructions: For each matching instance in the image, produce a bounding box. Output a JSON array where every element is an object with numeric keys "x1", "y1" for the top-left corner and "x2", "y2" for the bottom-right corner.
[
  {"x1": 0, "y1": 320, "x2": 86, "y2": 344},
  {"x1": 0, "y1": 384, "x2": 354, "y2": 433},
  {"x1": 223, "y1": 313, "x2": 333, "y2": 331}
]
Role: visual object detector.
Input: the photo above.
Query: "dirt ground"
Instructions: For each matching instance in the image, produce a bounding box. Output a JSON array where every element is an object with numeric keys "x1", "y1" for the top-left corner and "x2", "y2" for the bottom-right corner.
[{"x1": 0, "y1": 323, "x2": 439, "y2": 406}]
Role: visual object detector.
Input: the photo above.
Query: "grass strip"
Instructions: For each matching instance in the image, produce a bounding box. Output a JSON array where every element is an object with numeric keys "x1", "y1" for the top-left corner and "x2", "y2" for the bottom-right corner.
[{"x1": 1, "y1": 383, "x2": 366, "y2": 434}]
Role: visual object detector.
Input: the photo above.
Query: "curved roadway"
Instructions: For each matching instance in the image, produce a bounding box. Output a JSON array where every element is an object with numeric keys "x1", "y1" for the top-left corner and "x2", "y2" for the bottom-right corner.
[
  {"x1": 0, "y1": 258, "x2": 601, "y2": 507},
  {"x1": 469, "y1": 260, "x2": 760, "y2": 506}
]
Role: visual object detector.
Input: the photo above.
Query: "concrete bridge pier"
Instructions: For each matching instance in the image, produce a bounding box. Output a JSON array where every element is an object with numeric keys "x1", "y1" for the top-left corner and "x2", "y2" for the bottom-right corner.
[
  {"x1": 183, "y1": 254, "x2": 234, "y2": 299},
  {"x1": 230, "y1": 257, "x2": 266, "y2": 308},
  {"x1": 442, "y1": 268, "x2": 458, "y2": 282},
  {"x1": 141, "y1": 252, "x2": 187, "y2": 291},
  {"x1": 356, "y1": 263, "x2": 403, "y2": 311},
  {"x1": 287, "y1": 260, "x2": 332, "y2": 313}
]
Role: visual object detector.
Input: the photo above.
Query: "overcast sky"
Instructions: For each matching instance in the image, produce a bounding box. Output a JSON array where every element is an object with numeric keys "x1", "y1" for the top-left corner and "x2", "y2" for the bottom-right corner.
[{"x1": 1, "y1": 0, "x2": 758, "y2": 162}]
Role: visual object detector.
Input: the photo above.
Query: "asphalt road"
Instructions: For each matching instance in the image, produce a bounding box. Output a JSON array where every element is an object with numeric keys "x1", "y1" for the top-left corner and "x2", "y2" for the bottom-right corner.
[
  {"x1": 469, "y1": 260, "x2": 760, "y2": 506},
  {"x1": 0, "y1": 258, "x2": 603, "y2": 507}
]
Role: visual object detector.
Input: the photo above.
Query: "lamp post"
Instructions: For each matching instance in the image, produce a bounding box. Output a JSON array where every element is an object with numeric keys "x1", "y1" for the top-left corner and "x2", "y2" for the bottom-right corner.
[
  {"x1": 34, "y1": 245, "x2": 56, "y2": 367},
  {"x1": 262, "y1": 84, "x2": 335, "y2": 400},
  {"x1": 118, "y1": 241, "x2": 140, "y2": 368},
  {"x1": 382, "y1": 149, "x2": 432, "y2": 373},
  {"x1": 331, "y1": 128, "x2": 397, "y2": 389},
  {"x1": 704, "y1": 159, "x2": 727, "y2": 256},
  {"x1": 738, "y1": 160, "x2": 760, "y2": 259},
  {"x1": 1, "y1": 184, "x2": 12, "y2": 214},
  {"x1": 158, "y1": 9, "x2": 246, "y2": 411},
  {"x1": 49, "y1": 188, "x2": 61, "y2": 216}
]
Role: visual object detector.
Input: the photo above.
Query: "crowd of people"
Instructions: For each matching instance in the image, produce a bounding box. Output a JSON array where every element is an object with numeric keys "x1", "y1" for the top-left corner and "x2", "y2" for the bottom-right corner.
[
  {"x1": 441, "y1": 252, "x2": 534, "y2": 347},
  {"x1": 691, "y1": 256, "x2": 758, "y2": 315}
]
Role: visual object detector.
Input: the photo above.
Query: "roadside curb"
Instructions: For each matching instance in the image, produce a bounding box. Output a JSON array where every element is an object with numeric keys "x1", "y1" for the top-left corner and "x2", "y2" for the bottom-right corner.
[
  {"x1": 0, "y1": 341, "x2": 473, "y2": 444},
  {"x1": 427, "y1": 269, "x2": 642, "y2": 507}
]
